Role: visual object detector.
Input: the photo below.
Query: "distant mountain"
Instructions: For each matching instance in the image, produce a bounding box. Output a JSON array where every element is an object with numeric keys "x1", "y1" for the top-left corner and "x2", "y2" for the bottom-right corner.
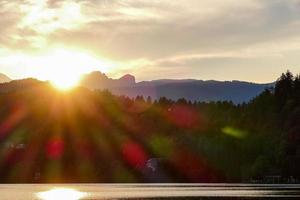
[
  {"x1": 80, "y1": 71, "x2": 274, "y2": 103},
  {"x1": 0, "y1": 71, "x2": 273, "y2": 103},
  {"x1": 0, "y1": 73, "x2": 11, "y2": 83},
  {"x1": 81, "y1": 71, "x2": 135, "y2": 90}
]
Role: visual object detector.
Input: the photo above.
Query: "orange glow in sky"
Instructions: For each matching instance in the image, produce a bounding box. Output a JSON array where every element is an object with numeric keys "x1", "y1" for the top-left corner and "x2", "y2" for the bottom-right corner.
[{"x1": 2, "y1": 48, "x2": 118, "y2": 90}]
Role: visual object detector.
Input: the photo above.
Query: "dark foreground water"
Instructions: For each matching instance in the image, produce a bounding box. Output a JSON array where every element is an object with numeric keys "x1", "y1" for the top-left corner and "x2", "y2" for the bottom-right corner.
[{"x1": 0, "y1": 184, "x2": 299, "y2": 200}]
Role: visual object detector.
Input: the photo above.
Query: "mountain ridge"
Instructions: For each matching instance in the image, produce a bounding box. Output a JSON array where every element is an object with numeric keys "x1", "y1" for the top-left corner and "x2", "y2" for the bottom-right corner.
[
  {"x1": 81, "y1": 71, "x2": 274, "y2": 103},
  {"x1": 0, "y1": 71, "x2": 274, "y2": 103}
]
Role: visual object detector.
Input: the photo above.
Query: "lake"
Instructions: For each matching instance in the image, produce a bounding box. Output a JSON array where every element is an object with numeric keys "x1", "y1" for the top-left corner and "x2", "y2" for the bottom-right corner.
[{"x1": 0, "y1": 184, "x2": 299, "y2": 200}]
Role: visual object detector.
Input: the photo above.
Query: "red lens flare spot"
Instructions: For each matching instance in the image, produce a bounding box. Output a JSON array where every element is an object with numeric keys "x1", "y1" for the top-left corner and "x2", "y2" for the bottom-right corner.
[
  {"x1": 0, "y1": 103, "x2": 26, "y2": 138},
  {"x1": 167, "y1": 105, "x2": 200, "y2": 129},
  {"x1": 172, "y1": 149, "x2": 218, "y2": 182},
  {"x1": 122, "y1": 141, "x2": 148, "y2": 168},
  {"x1": 46, "y1": 139, "x2": 64, "y2": 160}
]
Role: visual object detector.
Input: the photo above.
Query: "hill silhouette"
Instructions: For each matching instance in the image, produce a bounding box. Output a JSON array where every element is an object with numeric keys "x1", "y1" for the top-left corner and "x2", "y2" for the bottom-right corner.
[
  {"x1": 0, "y1": 72, "x2": 274, "y2": 103},
  {"x1": 0, "y1": 78, "x2": 46, "y2": 93}
]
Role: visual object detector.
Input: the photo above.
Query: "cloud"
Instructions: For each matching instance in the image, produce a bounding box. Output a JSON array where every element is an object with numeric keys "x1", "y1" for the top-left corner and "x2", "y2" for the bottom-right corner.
[
  {"x1": 0, "y1": 0, "x2": 300, "y2": 81},
  {"x1": 45, "y1": 0, "x2": 300, "y2": 59},
  {"x1": 18, "y1": 0, "x2": 87, "y2": 34}
]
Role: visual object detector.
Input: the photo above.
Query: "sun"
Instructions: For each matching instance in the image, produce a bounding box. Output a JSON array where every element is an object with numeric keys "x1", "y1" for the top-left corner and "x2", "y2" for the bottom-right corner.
[
  {"x1": 50, "y1": 74, "x2": 81, "y2": 90},
  {"x1": 41, "y1": 49, "x2": 86, "y2": 90},
  {"x1": 2, "y1": 48, "x2": 118, "y2": 90},
  {"x1": 22, "y1": 48, "x2": 114, "y2": 90}
]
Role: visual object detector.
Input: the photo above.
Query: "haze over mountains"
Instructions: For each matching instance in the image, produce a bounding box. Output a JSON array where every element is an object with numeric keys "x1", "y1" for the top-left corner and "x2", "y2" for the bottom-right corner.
[
  {"x1": 0, "y1": 71, "x2": 273, "y2": 103},
  {"x1": 81, "y1": 71, "x2": 274, "y2": 103}
]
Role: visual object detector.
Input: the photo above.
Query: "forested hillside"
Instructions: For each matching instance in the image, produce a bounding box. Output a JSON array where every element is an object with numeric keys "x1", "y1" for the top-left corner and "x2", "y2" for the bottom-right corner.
[{"x1": 0, "y1": 71, "x2": 299, "y2": 183}]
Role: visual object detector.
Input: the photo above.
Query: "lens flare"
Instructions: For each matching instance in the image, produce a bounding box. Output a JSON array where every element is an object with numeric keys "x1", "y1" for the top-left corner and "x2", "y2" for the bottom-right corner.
[{"x1": 222, "y1": 126, "x2": 247, "y2": 139}]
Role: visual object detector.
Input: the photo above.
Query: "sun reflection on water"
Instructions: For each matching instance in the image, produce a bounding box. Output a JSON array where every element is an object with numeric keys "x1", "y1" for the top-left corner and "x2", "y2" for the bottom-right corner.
[{"x1": 36, "y1": 188, "x2": 87, "y2": 200}]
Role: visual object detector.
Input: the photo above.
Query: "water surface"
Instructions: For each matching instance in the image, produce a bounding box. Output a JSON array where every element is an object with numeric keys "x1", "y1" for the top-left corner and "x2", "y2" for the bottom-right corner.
[{"x1": 0, "y1": 184, "x2": 299, "y2": 200}]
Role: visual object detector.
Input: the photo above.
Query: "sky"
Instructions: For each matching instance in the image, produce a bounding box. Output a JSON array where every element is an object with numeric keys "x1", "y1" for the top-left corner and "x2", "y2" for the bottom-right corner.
[{"x1": 0, "y1": 0, "x2": 300, "y2": 83}]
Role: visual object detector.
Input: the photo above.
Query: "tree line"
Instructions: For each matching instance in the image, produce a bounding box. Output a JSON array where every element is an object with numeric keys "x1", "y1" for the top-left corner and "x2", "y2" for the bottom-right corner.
[{"x1": 0, "y1": 71, "x2": 299, "y2": 183}]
